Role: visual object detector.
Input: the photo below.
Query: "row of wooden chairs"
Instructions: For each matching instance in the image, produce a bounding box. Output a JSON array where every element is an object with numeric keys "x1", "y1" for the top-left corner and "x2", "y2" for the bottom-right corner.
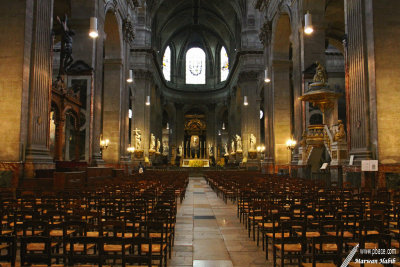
[{"x1": 205, "y1": 172, "x2": 400, "y2": 267}]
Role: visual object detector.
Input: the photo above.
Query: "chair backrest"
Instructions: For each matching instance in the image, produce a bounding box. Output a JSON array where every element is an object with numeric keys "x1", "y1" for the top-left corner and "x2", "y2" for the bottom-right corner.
[{"x1": 20, "y1": 236, "x2": 51, "y2": 266}]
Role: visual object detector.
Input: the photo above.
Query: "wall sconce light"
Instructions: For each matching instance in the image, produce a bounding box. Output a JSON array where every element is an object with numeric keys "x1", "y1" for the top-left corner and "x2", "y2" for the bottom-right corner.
[
  {"x1": 166, "y1": 123, "x2": 169, "y2": 130},
  {"x1": 127, "y1": 145, "x2": 135, "y2": 154},
  {"x1": 304, "y1": 11, "x2": 313, "y2": 35},
  {"x1": 127, "y1": 69, "x2": 133, "y2": 83},
  {"x1": 100, "y1": 134, "x2": 109, "y2": 150},
  {"x1": 218, "y1": 130, "x2": 221, "y2": 136},
  {"x1": 286, "y1": 139, "x2": 297, "y2": 151},
  {"x1": 145, "y1": 96, "x2": 150, "y2": 106},
  {"x1": 257, "y1": 145, "x2": 266, "y2": 153},
  {"x1": 89, "y1": 17, "x2": 99, "y2": 38},
  {"x1": 264, "y1": 69, "x2": 270, "y2": 83},
  {"x1": 222, "y1": 122, "x2": 225, "y2": 130},
  {"x1": 243, "y1": 96, "x2": 248, "y2": 106}
]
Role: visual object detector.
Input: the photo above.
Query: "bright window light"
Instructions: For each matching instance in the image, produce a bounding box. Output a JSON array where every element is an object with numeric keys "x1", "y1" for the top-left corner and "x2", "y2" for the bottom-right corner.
[
  {"x1": 220, "y1": 46, "x2": 229, "y2": 82},
  {"x1": 163, "y1": 46, "x2": 171, "y2": 81},
  {"x1": 186, "y1": 47, "x2": 206, "y2": 84}
]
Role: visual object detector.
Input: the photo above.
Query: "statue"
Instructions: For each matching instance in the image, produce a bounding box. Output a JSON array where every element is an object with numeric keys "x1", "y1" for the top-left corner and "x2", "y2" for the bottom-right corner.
[
  {"x1": 312, "y1": 61, "x2": 327, "y2": 86},
  {"x1": 250, "y1": 134, "x2": 256, "y2": 151},
  {"x1": 208, "y1": 143, "x2": 213, "y2": 157},
  {"x1": 236, "y1": 135, "x2": 242, "y2": 151},
  {"x1": 162, "y1": 140, "x2": 169, "y2": 155},
  {"x1": 231, "y1": 139, "x2": 236, "y2": 154},
  {"x1": 156, "y1": 139, "x2": 161, "y2": 153},
  {"x1": 178, "y1": 145, "x2": 183, "y2": 156},
  {"x1": 135, "y1": 130, "x2": 142, "y2": 150},
  {"x1": 334, "y1": 120, "x2": 346, "y2": 142},
  {"x1": 224, "y1": 143, "x2": 228, "y2": 156},
  {"x1": 56, "y1": 15, "x2": 75, "y2": 76},
  {"x1": 150, "y1": 134, "x2": 156, "y2": 151}
]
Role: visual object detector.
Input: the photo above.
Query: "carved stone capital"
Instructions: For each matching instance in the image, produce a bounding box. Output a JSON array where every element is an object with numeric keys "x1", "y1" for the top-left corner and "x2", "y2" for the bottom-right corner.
[
  {"x1": 123, "y1": 17, "x2": 135, "y2": 45},
  {"x1": 259, "y1": 21, "x2": 272, "y2": 47}
]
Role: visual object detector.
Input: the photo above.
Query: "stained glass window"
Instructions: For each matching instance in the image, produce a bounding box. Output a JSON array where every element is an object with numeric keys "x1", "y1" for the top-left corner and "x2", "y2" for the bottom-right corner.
[
  {"x1": 186, "y1": 47, "x2": 206, "y2": 84},
  {"x1": 220, "y1": 46, "x2": 229, "y2": 81},
  {"x1": 163, "y1": 46, "x2": 171, "y2": 81}
]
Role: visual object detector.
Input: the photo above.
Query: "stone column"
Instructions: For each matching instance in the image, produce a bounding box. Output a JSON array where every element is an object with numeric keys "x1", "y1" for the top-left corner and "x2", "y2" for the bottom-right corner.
[
  {"x1": 175, "y1": 103, "x2": 184, "y2": 157},
  {"x1": 102, "y1": 59, "x2": 123, "y2": 164},
  {"x1": 238, "y1": 71, "x2": 261, "y2": 158},
  {"x1": 344, "y1": 0, "x2": 372, "y2": 163},
  {"x1": 272, "y1": 60, "x2": 292, "y2": 167},
  {"x1": 132, "y1": 69, "x2": 153, "y2": 158},
  {"x1": 24, "y1": 0, "x2": 55, "y2": 176},
  {"x1": 206, "y1": 104, "x2": 216, "y2": 157}
]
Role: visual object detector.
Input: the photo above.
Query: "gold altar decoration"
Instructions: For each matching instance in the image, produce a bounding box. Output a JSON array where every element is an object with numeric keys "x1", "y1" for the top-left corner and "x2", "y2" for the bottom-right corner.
[
  {"x1": 248, "y1": 151, "x2": 257, "y2": 159},
  {"x1": 134, "y1": 150, "x2": 144, "y2": 158}
]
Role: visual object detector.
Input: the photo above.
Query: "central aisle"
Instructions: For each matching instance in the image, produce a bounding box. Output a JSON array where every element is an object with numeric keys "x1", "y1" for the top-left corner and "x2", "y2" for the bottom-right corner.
[{"x1": 169, "y1": 176, "x2": 271, "y2": 267}]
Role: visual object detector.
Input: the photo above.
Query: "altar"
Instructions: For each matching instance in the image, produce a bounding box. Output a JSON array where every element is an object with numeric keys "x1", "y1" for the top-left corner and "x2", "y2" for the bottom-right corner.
[{"x1": 181, "y1": 159, "x2": 210, "y2": 168}]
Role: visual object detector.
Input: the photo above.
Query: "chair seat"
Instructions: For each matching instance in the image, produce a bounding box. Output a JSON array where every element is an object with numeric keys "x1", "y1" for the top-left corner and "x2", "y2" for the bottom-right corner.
[
  {"x1": 86, "y1": 231, "x2": 100, "y2": 237},
  {"x1": 104, "y1": 244, "x2": 131, "y2": 252},
  {"x1": 390, "y1": 221, "x2": 398, "y2": 226},
  {"x1": 274, "y1": 244, "x2": 302, "y2": 252},
  {"x1": 141, "y1": 244, "x2": 167, "y2": 253},
  {"x1": 266, "y1": 232, "x2": 290, "y2": 238},
  {"x1": 248, "y1": 216, "x2": 263, "y2": 221},
  {"x1": 258, "y1": 222, "x2": 278, "y2": 228},
  {"x1": 347, "y1": 242, "x2": 377, "y2": 249},
  {"x1": 390, "y1": 229, "x2": 399, "y2": 234},
  {"x1": 17, "y1": 230, "x2": 43, "y2": 236},
  {"x1": 326, "y1": 231, "x2": 353, "y2": 238},
  {"x1": 65, "y1": 243, "x2": 96, "y2": 251},
  {"x1": 302, "y1": 263, "x2": 336, "y2": 267},
  {"x1": 27, "y1": 242, "x2": 58, "y2": 251},
  {"x1": 116, "y1": 232, "x2": 139, "y2": 238},
  {"x1": 0, "y1": 230, "x2": 13, "y2": 235},
  {"x1": 50, "y1": 229, "x2": 75, "y2": 237},
  {"x1": 126, "y1": 222, "x2": 140, "y2": 228},
  {"x1": 315, "y1": 243, "x2": 338, "y2": 251},
  {"x1": 0, "y1": 244, "x2": 9, "y2": 250},
  {"x1": 149, "y1": 232, "x2": 171, "y2": 238},
  {"x1": 296, "y1": 231, "x2": 320, "y2": 238}
]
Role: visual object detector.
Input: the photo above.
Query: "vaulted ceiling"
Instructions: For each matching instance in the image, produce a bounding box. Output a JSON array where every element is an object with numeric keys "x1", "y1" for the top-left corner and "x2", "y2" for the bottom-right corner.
[{"x1": 151, "y1": 0, "x2": 244, "y2": 58}]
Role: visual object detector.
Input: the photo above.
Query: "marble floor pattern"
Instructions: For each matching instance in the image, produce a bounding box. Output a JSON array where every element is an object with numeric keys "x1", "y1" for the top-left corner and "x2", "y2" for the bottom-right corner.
[{"x1": 168, "y1": 177, "x2": 272, "y2": 267}]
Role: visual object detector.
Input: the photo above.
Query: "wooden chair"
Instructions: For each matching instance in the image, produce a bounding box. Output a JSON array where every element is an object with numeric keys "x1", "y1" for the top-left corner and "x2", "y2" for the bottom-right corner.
[
  {"x1": 65, "y1": 236, "x2": 101, "y2": 266},
  {"x1": 272, "y1": 220, "x2": 306, "y2": 267},
  {"x1": 302, "y1": 235, "x2": 343, "y2": 267},
  {"x1": 0, "y1": 235, "x2": 16, "y2": 266}
]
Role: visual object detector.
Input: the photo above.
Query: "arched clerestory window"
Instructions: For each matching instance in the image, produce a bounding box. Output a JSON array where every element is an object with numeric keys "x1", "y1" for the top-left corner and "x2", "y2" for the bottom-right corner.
[
  {"x1": 220, "y1": 46, "x2": 229, "y2": 81},
  {"x1": 163, "y1": 46, "x2": 171, "y2": 81},
  {"x1": 186, "y1": 47, "x2": 206, "y2": 84}
]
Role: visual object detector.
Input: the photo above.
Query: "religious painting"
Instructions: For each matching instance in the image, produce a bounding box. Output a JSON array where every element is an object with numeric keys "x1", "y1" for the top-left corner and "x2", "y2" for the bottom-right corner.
[{"x1": 190, "y1": 135, "x2": 200, "y2": 148}]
